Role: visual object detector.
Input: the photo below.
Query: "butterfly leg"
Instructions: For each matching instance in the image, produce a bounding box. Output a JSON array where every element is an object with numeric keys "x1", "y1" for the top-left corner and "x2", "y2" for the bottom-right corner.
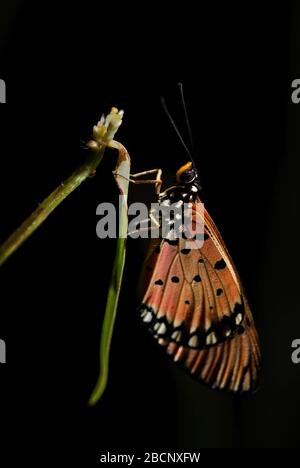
[
  {"x1": 127, "y1": 224, "x2": 160, "y2": 237},
  {"x1": 112, "y1": 167, "x2": 162, "y2": 236},
  {"x1": 127, "y1": 209, "x2": 161, "y2": 237},
  {"x1": 127, "y1": 208, "x2": 161, "y2": 235},
  {"x1": 113, "y1": 168, "x2": 163, "y2": 194}
]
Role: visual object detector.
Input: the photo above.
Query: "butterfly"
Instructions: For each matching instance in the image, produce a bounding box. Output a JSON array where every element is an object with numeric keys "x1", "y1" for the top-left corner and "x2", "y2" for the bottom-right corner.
[
  {"x1": 137, "y1": 161, "x2": 261, "y2": 393},
  {"x1": 135, "y1": 83, "x2": 261, "y2": 393}
]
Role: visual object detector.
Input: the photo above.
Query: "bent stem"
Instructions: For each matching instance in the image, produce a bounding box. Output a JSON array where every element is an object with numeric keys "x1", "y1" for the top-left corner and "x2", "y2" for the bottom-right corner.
[
  {"x1": 0, "y1": 108, "x2": 130, "y2": 406},
  {"x1": 88, "y1": 141, "x2": 130, "y2": 405},
  {"x1": 0, "y1": 108, "x2": 124, "y2": 267}
]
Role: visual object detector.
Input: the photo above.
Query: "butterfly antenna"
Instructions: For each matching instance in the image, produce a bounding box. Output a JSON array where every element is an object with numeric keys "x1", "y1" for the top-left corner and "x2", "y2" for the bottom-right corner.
[
  {"x1": 160, "y1": 96, "x2": 193, "y2": 161},
  {"x1": 178, "y1": 82, "x2": 195, "y2": 153}
]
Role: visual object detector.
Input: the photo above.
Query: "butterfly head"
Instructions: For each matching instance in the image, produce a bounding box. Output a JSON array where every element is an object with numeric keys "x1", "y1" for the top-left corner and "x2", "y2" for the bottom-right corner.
[{"x1": 176, "y1": 162, "x2": 198, "y2": 185}]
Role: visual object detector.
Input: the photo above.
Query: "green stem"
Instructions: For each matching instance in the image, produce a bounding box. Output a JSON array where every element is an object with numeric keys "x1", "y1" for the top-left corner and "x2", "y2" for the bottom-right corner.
[
  {"x1": 0, "y1": 147, "x2": 105, "y2": 267},
  {"x1": 88, "y1": 237, "x2": 127, "y2": 405},
  {"x1": 88, "y1": 142, "x2": 130, "y2": 405},
  {"x1": 0, "y1": 106, "x2": 128, "y2": 405}
]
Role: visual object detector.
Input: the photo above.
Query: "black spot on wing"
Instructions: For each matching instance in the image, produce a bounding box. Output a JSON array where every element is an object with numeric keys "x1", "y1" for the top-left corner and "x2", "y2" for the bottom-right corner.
[
  {"x1": 193, "y1": 275, "x2": 201, "y2": 282},
  {"x1": 165, "y1": 239, "x2": 179, "y2": 246},
  {"x1": 216, "y1": 288, "x2": 223, "y2": 296},
  {"x1": 181, "y1": 248, "x2": 191, "y2": 255},
  {"x1": 171, "y1": 276, "x2": 180, "y2": 283},
  {"x1": 154, "y1": 279, "x2": 164, "y2": 286},
  {"x1": 214, "y1": 259, "x2": 226, "y2": 270}
]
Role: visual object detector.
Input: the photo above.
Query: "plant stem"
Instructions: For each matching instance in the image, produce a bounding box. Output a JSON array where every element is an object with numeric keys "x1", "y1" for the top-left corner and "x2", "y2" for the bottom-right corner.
[
  {"x1": 88, "y1": 142, "x2": 130, "y2": 405},
  {"x1": 0, "y1": 147, "x2": 105, "y2": 267},
  {"x1": 0, "y1": 107, "x2": 124, "y2": 267},
  {"x1": 0, "y1": 108, "x2": 129, "y2": 406}
]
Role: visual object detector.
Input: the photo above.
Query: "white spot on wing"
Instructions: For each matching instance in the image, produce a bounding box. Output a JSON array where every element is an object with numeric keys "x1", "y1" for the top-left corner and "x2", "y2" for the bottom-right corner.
[
  {"x1": 236, "y1": 313, "x2": 243, "y2": 325},
  {"x1": 143, "y1": 312, "x2": 152, "y2": 323},
  {"x1": 158, "y1": 338, "x2": 168, "y2": 346},
  {"x1": 157, "y1": 323, "x2": 167, "y2": 335},
  {"x1": 171, "y1": 330, "x2": 182, "y2": 342},
  {"x1": 206, "y1": 331, "x2": 217, "y2": 345},
  {"x1": 188, "y1": 335, "x2": 199, "y2": 347}
]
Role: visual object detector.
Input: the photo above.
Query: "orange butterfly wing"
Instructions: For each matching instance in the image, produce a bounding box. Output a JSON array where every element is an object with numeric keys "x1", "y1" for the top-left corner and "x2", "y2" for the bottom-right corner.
[{"x1": 138, "y1": 198, "x2": 261, "y2": 393}]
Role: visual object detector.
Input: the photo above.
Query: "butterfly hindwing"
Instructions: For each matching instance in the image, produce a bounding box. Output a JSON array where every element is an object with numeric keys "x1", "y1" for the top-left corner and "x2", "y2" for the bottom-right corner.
[{"x1": 138, "y1": 196, "x2": 261, "y2": 393}]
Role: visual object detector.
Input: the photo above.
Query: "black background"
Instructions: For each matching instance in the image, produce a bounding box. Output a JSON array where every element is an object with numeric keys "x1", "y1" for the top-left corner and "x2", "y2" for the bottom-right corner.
[{"x1": 0, "y1": 0, "x2": 300, "y2": 460}]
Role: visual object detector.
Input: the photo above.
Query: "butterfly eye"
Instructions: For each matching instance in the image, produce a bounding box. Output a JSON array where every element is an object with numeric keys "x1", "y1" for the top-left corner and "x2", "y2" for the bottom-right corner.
[
  {"x1": 177, "y1": 168, "x2": 197, "y2": 184},
  {"x1": 176, "y1": 162, "x2": 197, "y2": 184}
]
